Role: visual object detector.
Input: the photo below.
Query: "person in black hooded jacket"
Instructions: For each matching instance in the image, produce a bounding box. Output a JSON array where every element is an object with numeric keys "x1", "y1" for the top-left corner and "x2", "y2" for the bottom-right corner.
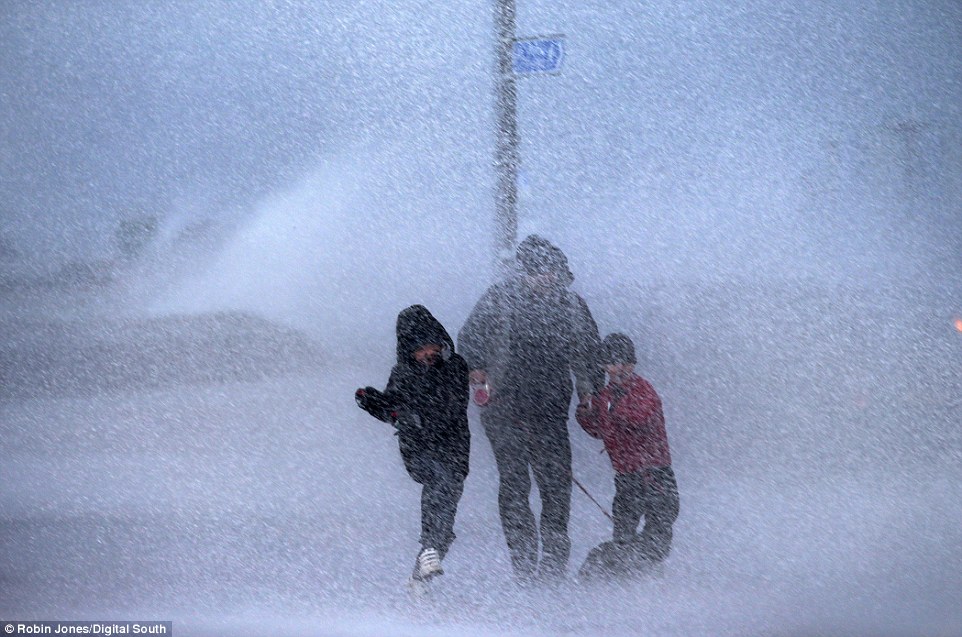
[{"x1": 355, "y1": 305, "x2": 470, "y2": 585}]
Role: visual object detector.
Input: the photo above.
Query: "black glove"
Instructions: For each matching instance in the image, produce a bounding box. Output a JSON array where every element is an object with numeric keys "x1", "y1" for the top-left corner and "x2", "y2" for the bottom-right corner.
[
  {"x1": 393, "y1": 410, "x2": 423, "y2": 434},
  {"x1": 355, "y1": 386, "x2": 396, "y2": 423},
  {"x1": 354, "y1": 386, "x2": 373, "y2": 409}
]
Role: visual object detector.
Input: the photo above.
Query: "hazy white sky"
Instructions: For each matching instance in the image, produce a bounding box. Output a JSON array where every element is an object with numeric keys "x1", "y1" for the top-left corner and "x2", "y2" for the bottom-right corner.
[{"x1": 1, "y1": 0, "x2": 959, "y2": 293}]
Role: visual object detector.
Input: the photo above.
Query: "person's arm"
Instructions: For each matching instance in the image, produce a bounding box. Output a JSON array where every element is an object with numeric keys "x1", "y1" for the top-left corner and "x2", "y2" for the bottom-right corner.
[
  {"x1": 355, "y1": 366, "x2": 404, "y2": 423},
  {"x1": 575, "y1": 395, "x2": 603, "y2": 439},
  {"x1": 447, "y1": 355, "x2": 471, "y2": 417},
  {"x1": 384, "y1": 366, "x2": 427, "y2": 434},
  {"x1": 457, "y1": 285, "x2": 500, "y2": 375},
  {"x1": 569, "y1": 294, "x2": 604, "y2": 400}
]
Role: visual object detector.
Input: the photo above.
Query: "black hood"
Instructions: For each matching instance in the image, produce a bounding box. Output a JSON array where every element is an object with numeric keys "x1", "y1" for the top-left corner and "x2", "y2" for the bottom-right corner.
[
  {"x1": 395, "y1": 304, "x2": 455, "y2": 363},
  {"x1": 516, "y1": 234, "x2": 574, "y2": 287}
]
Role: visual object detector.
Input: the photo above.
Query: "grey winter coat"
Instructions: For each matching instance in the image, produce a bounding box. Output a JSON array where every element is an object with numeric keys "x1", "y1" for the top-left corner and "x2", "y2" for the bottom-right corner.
[{"x1": 457, "y1": 276, "x2": 603, "y2": 420}]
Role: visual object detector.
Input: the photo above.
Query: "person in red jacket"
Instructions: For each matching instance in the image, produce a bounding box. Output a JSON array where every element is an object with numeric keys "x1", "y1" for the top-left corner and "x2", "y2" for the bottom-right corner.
[{"x1": 576, "y1": 333, "x2": 679, "y2": 573}]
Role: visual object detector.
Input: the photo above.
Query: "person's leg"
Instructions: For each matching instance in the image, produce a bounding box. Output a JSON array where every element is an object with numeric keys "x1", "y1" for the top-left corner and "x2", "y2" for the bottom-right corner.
[
  {"x1": 529, "y1": 422, "x2": 572, "y2": 578},
  {"x1": 419, "y1": 457, "x2": 465, "y2": 560},
  {"x1": 638, "y1": 467, "x2": 680, "y2": 562},
  {"x1": 612, "y1": 471, "x2": 646, "y2": 542},
  {"x1": 482, "y1": 410, "x2": 537, "y2": 578}
]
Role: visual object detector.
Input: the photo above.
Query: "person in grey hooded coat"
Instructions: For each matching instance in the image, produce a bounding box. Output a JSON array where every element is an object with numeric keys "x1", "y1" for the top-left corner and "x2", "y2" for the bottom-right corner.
[{"x1": 458, "y1": 235, "x2": 603, "y2": 581}]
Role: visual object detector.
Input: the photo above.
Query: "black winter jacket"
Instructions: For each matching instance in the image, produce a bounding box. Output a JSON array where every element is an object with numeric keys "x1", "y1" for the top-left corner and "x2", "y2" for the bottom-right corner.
[{"x1": 374, "y1": 305, "x2": 470, "y2": 482}]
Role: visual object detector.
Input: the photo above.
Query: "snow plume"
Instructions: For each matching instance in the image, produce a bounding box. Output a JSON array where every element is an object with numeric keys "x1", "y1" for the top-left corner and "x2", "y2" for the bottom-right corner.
[{"x1": 151, "y1": 146, "x2": 489, "y2": 365}]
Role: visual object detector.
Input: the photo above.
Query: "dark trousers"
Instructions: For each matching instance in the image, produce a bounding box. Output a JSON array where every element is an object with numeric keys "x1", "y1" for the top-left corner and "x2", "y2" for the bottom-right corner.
[
  {"x1": 482, "y1": 409, "x2": 572, "y2": 578},
  {"x1": 409, "y1": 455, "x2": 465, "y2": 559},
  {"x1": 612, "y1": 467, "x2": 680, "y2": 562}
]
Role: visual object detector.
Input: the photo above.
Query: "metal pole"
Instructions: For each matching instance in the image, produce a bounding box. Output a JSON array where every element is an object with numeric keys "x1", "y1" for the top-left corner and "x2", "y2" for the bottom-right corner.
[{"x1": 494, "y1": 0, "x2": 519, "y2": 278}]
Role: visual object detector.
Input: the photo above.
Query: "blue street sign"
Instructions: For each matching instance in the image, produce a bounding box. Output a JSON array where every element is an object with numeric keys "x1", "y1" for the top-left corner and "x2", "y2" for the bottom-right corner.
[{"x1": 512, "y1": 36, "x2": 565, "y2": 75}]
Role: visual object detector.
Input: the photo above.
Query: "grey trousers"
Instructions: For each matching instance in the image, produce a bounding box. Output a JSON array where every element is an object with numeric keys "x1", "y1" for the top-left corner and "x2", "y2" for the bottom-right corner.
[{"x1": 482, "y1": 407, "x2": 572, "y2": 578}]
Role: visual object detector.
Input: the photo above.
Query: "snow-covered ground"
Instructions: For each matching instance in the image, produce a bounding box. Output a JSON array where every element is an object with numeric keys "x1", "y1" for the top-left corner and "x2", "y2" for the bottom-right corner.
[{"x1": 2, "y1": 327, "x2": 960, "y2": 636}]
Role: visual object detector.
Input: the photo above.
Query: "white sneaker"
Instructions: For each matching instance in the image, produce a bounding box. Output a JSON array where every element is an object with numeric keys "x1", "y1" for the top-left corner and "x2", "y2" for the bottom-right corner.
[{"x1": 412, "y1": 547, "x2": 443, "y2": 582}]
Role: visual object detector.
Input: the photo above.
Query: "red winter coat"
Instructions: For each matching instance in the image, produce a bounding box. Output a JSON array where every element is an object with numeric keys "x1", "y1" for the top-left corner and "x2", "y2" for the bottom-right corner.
[{"x1": 576, "y1": 374, "x2": 671, "y2": 474}]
